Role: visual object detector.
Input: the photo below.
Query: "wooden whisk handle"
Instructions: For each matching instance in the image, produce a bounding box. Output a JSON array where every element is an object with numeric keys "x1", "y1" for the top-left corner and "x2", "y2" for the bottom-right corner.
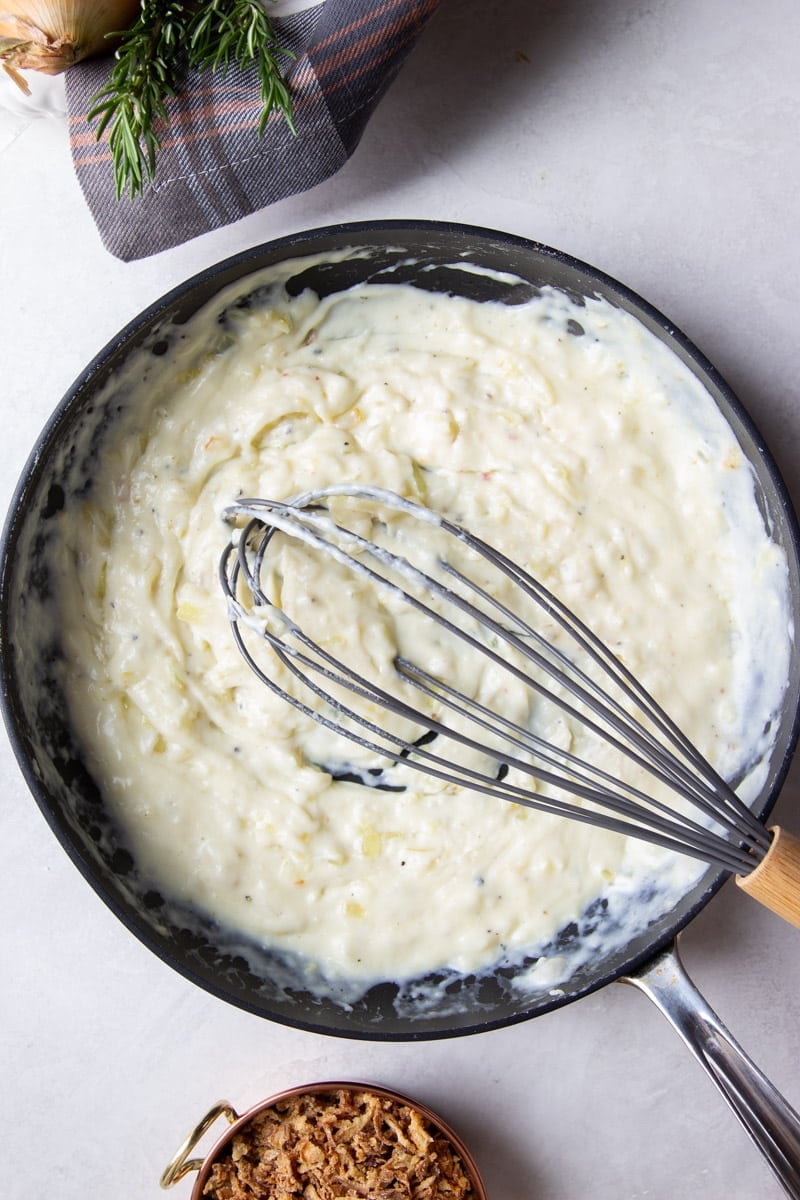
[{"x1": 736, "y1": 826, "x2": 800, "y2": 927}]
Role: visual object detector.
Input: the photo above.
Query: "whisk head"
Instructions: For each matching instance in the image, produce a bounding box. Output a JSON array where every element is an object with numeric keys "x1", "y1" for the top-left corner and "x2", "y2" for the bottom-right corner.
[{"x1": 219, "y1": 484, "x2": 770, "y2": 876}]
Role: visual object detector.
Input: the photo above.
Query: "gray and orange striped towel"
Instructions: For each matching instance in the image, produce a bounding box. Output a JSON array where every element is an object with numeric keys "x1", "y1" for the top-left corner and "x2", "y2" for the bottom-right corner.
[{"x1": 65, "y1": 0, "x2": 440, "y2": 261}]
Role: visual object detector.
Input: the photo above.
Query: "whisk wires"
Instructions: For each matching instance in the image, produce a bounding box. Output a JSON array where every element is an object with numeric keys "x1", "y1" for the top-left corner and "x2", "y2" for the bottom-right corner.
[{"x1": 219, "y1": 485, "x2": 771, "y2": 876}]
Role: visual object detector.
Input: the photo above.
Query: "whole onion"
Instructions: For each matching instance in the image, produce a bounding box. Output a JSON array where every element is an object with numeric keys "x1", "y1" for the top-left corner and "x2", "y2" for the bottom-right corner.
[{"x1": 0, "y1": 0, "x2": 140, "y2": 92}]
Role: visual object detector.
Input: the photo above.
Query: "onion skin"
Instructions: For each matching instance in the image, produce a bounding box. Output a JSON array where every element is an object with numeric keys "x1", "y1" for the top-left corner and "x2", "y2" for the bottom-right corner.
[{"x1": 0, "y1": 0, "x2": 141, "y2": 91}]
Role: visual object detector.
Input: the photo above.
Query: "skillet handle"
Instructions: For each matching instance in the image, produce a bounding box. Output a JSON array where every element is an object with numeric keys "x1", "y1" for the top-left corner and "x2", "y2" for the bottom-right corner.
[
  {"x1": 620, "y1": 940, "x2": 800, "y2": 1199},
  {"x1": 736, "y1": 826, "x2": 800, "y2": 927}
]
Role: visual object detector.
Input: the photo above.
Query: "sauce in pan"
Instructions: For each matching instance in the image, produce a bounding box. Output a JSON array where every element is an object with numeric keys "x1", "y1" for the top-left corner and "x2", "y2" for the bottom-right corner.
[{"x1": 50, "y1": 255, "x2": 792, "y2": 993}]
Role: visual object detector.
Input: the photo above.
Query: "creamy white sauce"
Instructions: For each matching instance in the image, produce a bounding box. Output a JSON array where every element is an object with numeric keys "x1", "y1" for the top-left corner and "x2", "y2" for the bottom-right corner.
[{"x1": 49, "y1": 255, "x2": 792, "y2": 993}]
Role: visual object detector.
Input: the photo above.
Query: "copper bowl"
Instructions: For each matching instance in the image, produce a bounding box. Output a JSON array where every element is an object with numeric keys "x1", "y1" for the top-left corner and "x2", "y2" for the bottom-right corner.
[{"x1": 160, "y1": 1080, "x2": 488, "y2": 1199}]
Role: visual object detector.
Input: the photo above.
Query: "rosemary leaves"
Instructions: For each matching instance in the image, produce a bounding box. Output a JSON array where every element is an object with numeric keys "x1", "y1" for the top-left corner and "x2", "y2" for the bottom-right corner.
[{"x1": 88, "y1": 0, "x2": 296, "y2": 200}]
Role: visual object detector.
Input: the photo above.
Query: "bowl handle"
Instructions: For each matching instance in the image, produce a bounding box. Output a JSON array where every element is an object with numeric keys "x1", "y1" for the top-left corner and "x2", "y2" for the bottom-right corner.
[
  {"x1": 621, "y1": 939, "x2": 800, "y2": 1198},
  {"x1": 160, "y1": 1101, "x2": 239, "y2": 1189}
]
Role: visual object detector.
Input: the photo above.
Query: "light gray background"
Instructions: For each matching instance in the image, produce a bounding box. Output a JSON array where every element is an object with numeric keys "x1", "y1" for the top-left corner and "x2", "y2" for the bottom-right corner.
[{"x1": 1, "y1": 2, "x2": 799, "y2": 1197}]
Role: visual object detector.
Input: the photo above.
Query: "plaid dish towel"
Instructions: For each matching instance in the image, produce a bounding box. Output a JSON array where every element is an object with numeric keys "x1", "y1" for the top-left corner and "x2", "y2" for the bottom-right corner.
[{"x1": 65, "y1": 0, "x2": 440, "y2": 262}]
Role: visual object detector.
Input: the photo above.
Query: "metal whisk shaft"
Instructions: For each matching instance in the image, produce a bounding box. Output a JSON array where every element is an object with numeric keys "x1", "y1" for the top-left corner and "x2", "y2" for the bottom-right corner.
[{"x1": 219, "y1": 484, "x2": 772, "y2": 876}]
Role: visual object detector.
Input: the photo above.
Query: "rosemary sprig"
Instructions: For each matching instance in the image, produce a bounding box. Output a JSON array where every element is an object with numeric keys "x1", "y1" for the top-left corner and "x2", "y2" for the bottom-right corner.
[
  {"x1": 89, "y1": 1, "x2": 186, "y2": 200},
  {"x1": 190, "y1": 0, "x2": 296, "y2": 136},
  {"x1": 88, "y1": 1, "x2": 296, "y2": 201}
]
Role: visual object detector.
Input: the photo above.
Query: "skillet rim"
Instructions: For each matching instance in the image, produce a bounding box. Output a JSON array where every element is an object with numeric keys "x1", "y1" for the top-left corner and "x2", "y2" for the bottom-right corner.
[{"x1": 2, "y1": 218, "x2": 798, "y2": 1039}]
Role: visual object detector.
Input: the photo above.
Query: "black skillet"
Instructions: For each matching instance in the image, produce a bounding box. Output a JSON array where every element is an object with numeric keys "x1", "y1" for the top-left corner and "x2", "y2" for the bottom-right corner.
[{"x1": 1, "y1": 222, "x2": 799, "y2": 1192}]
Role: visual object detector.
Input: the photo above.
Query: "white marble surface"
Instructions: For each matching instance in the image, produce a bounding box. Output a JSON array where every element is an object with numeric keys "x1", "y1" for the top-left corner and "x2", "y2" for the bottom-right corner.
[{"x1": 2, "y1": 2, "x2": 800, "y2": 1197}]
